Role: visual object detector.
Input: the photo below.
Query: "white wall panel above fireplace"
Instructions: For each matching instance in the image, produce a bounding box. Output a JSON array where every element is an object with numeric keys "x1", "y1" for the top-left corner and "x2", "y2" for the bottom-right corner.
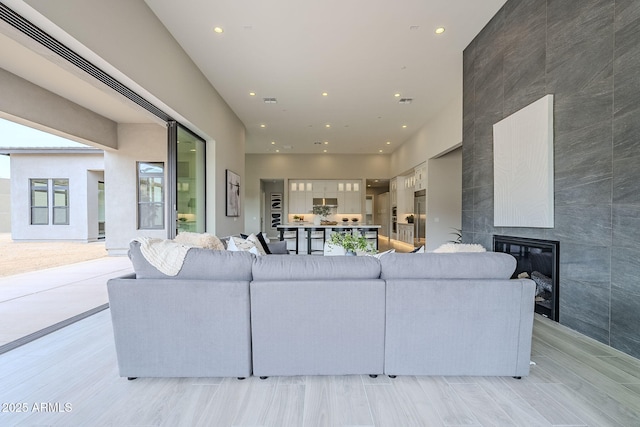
[{"x1": 493, "y1": 94, "x2": 554, "y2": 228}]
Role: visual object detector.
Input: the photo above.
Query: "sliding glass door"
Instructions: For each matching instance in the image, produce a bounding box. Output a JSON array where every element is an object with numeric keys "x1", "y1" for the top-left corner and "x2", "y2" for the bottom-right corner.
[{"x1": 174, "y1": 124, "x2": 206, "y2": 234}]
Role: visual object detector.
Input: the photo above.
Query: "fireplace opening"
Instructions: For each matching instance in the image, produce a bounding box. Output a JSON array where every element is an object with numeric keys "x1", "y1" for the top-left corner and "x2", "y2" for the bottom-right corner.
[{"x1": 493, "y1": 235, "x2": 560, "y2": 321}]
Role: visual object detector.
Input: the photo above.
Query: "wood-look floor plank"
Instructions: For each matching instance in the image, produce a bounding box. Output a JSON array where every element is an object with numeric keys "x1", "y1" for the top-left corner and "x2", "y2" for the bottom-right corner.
[
  {"x1": 366, "y1": 381, "x2": 433, "y2": 427},
  {"x1": 501, "y1": 376, "x2": 586, "y2": 425},
  {"x1": 533, "y1": 351, "x2": 640, "y2": 426},
  {"x1": 416, "y1": 376, "x2": 479, "y2": 426},
  {"x1": 476, "y1": 377, "x2": 553, "y2": 426},
  {"x1": 2, "y1": 310, "x2": 640, "y2": 426},
  {"x1": 450, "y1": 382, "x2": 519, "y2": 426},
  {"x1": 388, "y1": 376, "x2": 446, "y2": 426},
  {"x1": 303, "y1": 375, "x2": 373, "y2": 427}
]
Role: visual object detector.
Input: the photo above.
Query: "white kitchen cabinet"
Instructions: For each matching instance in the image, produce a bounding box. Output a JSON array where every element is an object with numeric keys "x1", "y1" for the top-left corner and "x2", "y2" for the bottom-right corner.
[
  {"x1": 397, "y1": 223, "x2": 414, "y2": 245},
  {"x1": 289, "y1": 180, "x2": 313, "y2": 214},
  {"x1": 337, "y1": 180, "x2": 362, "y2": 214},
  {"x1": 414, "y1": 162, "x2": 427, "y2": 191}
]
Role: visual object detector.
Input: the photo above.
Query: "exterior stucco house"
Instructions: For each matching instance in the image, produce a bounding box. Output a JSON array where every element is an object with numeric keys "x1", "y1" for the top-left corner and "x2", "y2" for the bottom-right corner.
[{"x1": 0, "y1": 147, "x2": 104, "y2": 242}]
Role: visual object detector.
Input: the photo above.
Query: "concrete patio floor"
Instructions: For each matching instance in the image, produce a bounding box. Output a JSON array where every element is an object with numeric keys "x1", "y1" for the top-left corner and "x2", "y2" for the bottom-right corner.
[{"x1": 0, "y1": 256, "x2": 133, "y2": 353}]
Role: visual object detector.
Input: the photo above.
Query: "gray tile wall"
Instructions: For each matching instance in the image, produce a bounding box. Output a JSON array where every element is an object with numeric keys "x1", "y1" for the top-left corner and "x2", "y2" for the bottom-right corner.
[{"x1": 462, "y1": 0, "x2": 640, "y2": 358}]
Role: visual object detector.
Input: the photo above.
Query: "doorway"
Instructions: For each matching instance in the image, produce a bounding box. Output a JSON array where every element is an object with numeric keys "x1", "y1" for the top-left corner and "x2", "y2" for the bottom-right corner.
[{"x1": 261, "y1": 179, "x2": 284, "y2": 239}]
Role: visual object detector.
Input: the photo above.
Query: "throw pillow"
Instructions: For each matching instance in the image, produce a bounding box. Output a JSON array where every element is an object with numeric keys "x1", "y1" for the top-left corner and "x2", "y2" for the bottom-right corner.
[
  {"x1": 433, "y1": 243, "x2": 486, "y2": 253},
  {"x1": 246, "y1": 233, "x2": 268, "y2": 256},
  {"x1": 227, "y1": 236, "x2": 261, "y2": 256},
  {"x1": 256, "y1": 232, "x2": 272, "y2": 255},
  {"x1": 174, "y1": 232, "x2": 225, "y2": 250},
  {"x1": 372, "y1": 249, "x2": 395, "y2": 259}
]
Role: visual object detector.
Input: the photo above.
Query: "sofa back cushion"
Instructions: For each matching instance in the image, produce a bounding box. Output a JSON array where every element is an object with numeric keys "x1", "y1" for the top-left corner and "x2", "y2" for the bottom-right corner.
[
  {"x1": 129, "y1": 241, "x2": 254, "y2": 280},
  {"x1": 252, "y1": 254, "x2": 381, "y2": 280},
  {"x1": 380, "y1": 252, "x2": 516, "y2": 280}
]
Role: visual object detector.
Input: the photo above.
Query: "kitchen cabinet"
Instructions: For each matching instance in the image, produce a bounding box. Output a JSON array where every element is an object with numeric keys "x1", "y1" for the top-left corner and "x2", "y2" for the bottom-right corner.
[
  {"x1": 397, "y1": 223, "x2": 414, "y2": 245},
  {"x1": 414, "y1": 162, "x2": 426, "y2": 191},
  {"x1": 289, "y1": 180, "x2": 313, "y2": 214},
  {"x1": 337, "y1": 180, "x2": 362, "y2": 214},
  {"x1": 390, "y1": 177, "x2": 398, "y2": 207}
]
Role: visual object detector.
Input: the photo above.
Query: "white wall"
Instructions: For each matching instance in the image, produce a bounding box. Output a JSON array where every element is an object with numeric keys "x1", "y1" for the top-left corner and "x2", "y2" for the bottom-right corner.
[
  {"x1": 0, "y1": 69, "x2": 118, "y2": 149},
  {"x1": 390, "y1": 94, "x2": 463, "y2": 177},
  {"x1": 244, "y1": 154, "x2": 390, "y2": 233},
  {"x1": 0, "y1": 178, "x2": 10, "y2": 233},
  {"x1": 426, "y1": 148, "x2": 462, "y2": 251},
  {"x1": 23, "y1": 0, "x2": 247, "y2": 238},
  {"x1": 104, "y1": 124, "x2": 166, "y2": 255},
  {"x1": 9, "y1": 152, "x2": 103, "y2": 241}
]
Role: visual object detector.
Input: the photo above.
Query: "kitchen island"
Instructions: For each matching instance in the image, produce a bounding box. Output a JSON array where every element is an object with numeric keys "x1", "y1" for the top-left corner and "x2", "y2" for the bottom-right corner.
[{"x1": 277, "y1": 223, "x2": 381, "y2": 254}]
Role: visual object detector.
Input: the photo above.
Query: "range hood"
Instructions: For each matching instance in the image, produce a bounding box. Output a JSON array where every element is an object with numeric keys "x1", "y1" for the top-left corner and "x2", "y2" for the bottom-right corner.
[{"x1": 313, "y1": 197, "x2": 338, "y2": 207}]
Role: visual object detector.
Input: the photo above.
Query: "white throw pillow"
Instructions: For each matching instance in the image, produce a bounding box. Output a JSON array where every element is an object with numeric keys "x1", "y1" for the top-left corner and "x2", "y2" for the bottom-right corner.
[
  {"x1": 372, "y1": 249, "x2": 395, "y2": 259},
  {"x1": 246, "y1": 233, "x2": 268, "y2": 256},
  {"x1": 227, "y1": 236, "x2": 261, "y2": 256},
  {"x1": 433, "y1": 243, "x2": 486, "y2": 253}
]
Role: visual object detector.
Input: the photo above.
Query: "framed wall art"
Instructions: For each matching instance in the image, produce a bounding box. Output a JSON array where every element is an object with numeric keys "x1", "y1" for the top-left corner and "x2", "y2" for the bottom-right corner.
[{"x1": 225, "y1": 169, "x2": 240, "y2": 217}]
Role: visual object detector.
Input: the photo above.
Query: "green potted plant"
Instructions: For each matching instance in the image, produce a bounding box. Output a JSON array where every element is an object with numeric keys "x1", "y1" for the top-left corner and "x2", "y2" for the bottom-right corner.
[{"x1": 328, "y1": 232, "x2": 376, "y2": 256}]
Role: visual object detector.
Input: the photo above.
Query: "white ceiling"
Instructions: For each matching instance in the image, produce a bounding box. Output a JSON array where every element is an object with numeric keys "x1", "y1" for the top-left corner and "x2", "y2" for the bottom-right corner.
[
  {"x1": 0, "y1": 0, "x2": 507, "y2": 154},
  {"x1": 144, "y1": 0, "x2": 507, "y2": 154}
]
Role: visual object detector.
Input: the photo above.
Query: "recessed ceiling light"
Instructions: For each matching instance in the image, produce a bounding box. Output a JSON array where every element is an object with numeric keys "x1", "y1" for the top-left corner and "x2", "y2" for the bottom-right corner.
[
  {"x1": 402, "y1": 125, "x2": 407, "y2": 128},
  {"x1": 379, "y1": 149, "x2": 383, "y2": 153},
  {"x1": 249, "y1": 92, "x2": 256, "y2": 96},
  {"x1": 213, "y1": 27, "x2": 224, "y2": 34},
  {"x1": 394, "y1": 93, "x2": 401, "y2": 97},
  {"x1": 323, "y1": 149, "x2": 327, "y2": 153},
  {"x1": 386, "y1": 141, "x2": 391, "y2": 145},
  {"x1": 435, "y1": 27, "x2": 445, "y2": 34},
  {"x1": 322, "y1": 92, "x2": 328, "y2": 97},
  {"x1": 275, "y1": 149, "x2": 280, "y2": 153},
  {"x1": 325, "y1": 124, "x2": 331, "y2": 128},
  {"x1": 260, "y1": 124, "x2": 266, "y2": 128},
  {"x1": 271, "y1": 141, "x2": 276, "y2": 145},
  {"x1": 324, "y1": 141, "x2": 329, "y2": 145}
]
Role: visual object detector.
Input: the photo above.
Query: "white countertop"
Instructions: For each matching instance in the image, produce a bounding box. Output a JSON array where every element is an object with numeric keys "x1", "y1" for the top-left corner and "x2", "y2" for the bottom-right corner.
[{"x1": 277, "y1": 223, "x2": 381, "y2": 228}]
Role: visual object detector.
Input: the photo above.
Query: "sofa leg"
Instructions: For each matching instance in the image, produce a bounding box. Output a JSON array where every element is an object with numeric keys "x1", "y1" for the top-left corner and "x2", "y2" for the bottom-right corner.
[
  {"x1": 259, "y1": 376, "x2": 268, "y2": 380},
  {"x1": 237, "y1": 377, "x2": 246, "y2": 380},
  {"x1": 388, "y1": 375, "x2": 397, "y2": 378},
  {"x1": 127, "y1": 377, "x2": 137, "y2": 381},
  {"x1": 513, "y1": 376, "x2": 522, "y2": 380},
  {"x1": 369, "y1": 374, "x2": 378, "y2": 378}
]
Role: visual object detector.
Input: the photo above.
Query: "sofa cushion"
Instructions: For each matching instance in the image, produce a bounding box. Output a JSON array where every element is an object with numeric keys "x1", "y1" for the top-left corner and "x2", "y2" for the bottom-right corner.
[
  {"x1": 379, "y1": 252, "x2": 516, "y2": 280},
  {"x1": 252, "y1": 254, "x2": 381, "y2": 280},
  {"x1": 129, "y1": 241, "x2": 254, "y2": 280}
]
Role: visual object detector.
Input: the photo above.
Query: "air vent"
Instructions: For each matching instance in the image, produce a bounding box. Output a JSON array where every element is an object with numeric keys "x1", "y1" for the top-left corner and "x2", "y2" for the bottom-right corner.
[
  {"x1": 263, "y1": 98, "x2": 277, "y2": 104},
  {"x1": 398, "y1": 98, "x2": 413, "y2": 104}
]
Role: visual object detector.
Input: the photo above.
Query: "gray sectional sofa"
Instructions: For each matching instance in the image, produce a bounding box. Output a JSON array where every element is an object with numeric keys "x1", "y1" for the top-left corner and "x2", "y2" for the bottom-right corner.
[{"x1": 107, "y1": 242, "x2": 535, "y2": 379}]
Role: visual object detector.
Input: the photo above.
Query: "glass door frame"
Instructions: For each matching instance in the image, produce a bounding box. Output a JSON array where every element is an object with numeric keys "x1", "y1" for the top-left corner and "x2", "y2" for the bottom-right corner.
[{"x1": 167, "y1": 121, "x2": 206, "y2": 238}]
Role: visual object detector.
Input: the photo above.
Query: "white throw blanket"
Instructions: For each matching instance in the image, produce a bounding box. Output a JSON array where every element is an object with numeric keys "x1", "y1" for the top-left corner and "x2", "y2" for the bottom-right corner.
[{"x1": 133, "y1": 237, "x2": 192, "y2": 276}]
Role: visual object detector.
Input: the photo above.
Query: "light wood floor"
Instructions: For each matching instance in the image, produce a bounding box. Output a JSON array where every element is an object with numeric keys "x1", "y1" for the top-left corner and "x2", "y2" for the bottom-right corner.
[{"x1": 0, "y1": 311, "x2": 639, "y2": 426}]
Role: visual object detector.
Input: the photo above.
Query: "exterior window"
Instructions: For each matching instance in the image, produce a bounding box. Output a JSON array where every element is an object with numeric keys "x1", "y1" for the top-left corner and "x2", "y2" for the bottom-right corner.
[
  {"x1": 138, "y1": 162, "x2": 164, "y2": 229},
  {"x1": 30, "y1": 178, "x2": 69, "y2": 225},
  {"x1": 30, "y1": 179, "x2": 49, "y2": 225},
  {"x1": 52, "y1": 179, "x2": 70, "y2": 225}
]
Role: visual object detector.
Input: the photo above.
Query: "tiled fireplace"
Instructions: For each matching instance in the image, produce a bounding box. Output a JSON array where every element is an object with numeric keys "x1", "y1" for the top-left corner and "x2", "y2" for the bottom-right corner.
[{"x1": 493, "y1": 235, "x2": 560, "y2": 321}]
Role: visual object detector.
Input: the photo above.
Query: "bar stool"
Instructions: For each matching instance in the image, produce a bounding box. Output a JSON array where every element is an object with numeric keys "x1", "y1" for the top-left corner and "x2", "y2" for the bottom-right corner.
[
  {"x1": 360, "y1": 227, "x2": 379, "y2": 251},
  {"x1": 279, "y1": 227, "x2": 299, "y2": 254},
  {"x1": 306, "y1": 227, "x2": 326, "y2": 255}
]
